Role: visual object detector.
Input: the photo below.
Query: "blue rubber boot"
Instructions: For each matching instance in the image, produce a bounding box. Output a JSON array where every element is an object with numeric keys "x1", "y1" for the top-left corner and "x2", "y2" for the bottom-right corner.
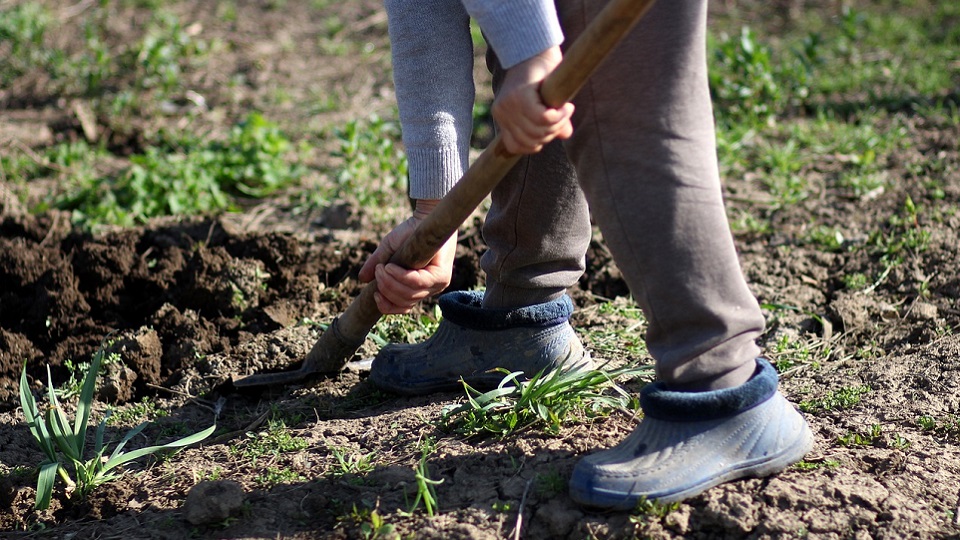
[
  {"x1": 569, "y1": 359, "x2": 813, "y2": 509},
  {"x1": 369, "y1": 290, "x2": 594, "y2": 395}
]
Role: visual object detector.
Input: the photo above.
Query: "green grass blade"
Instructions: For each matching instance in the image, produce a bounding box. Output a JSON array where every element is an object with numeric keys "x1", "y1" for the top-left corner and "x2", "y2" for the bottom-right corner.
[
  {"x1": 94, "y1": 412, "x2": 111, "y2": 456},
  {"x1": 35, "y1": 461, "x2": 59, "y2": 511},
  {"x1": 45, "y1": 367, "x2": 81, "y2": 460},
  {"x1": 103, "y1": 424, "x2": 215, "y2": 472},
  {"x1": 19, "y1": 365, "x2": 58, "y2": 461},
  {"x1": 45, "y1": 406, "x2": 81, "y2": 462},
  {"x1": 74, "y1": 347, "x2": 104, "y2": 450},
  {"x1": 108, "y1": 421, "x2": 150, "y2": 461}
]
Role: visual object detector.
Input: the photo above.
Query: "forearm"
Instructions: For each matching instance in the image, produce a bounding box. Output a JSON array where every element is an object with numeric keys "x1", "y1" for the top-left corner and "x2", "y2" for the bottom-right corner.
[{"x1": 386, "y1": 0, "x2": 475, "y2": 200}]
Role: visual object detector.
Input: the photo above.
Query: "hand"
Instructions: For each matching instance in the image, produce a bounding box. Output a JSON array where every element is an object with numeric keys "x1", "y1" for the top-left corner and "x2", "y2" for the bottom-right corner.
[
  {"x1": 492, "y1": 46, "x2": 575, "y2": 155},
  {"x1": 358, "y1": 200, "x2": 458, "y2": 314}
]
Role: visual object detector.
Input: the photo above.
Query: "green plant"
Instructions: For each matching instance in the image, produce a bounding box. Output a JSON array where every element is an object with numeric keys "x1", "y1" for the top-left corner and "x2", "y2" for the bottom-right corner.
[
  {"x1": 255, "y1": 466, "x2": 305, "y2": 487},
  {"x1": 793, "y1": 459, "x2": 840, "y2": 471},
  {"x1": 368, "y1": 306, "x2": 442, "y2": 347},
  {"x1": 57, "y1": 351, "x2": 122, "y2": 400},
  {"x1": 535, "y1": 469, "x2": 566, "y2": 498},
  {"x1": 359, "y1": 509, "x2": 396, "y2": 540},
  {"x1": 837, "y1": 424, "x2": 882, "y2": 447},
  {"x1": 442, "y1": 364, "x2": 649, "y2": 439},
  {"x1": 328, "y1": 446, "x2": 377, "y2": 477},
  {"x1": 0, "y1": 2, "x2": 52, "y2": 84},
  {"x1": 630, "y1": 496, "x2": 681, "y2": 521},
  {"x1": 107, "y1": 398, "x2": 169, "y2": 426},
  {"x1": 799, "y1": 384, "x2": 870, "y2": 413},
  {"x1": 332, "y1": 115, "x2": 408, "y2": 208},
  {"x1": 402, "y1": 444, "x2": 443, "y2": 518},
  {"x1": 57, "y1": 114, "x2": 304, "y2": 227},
  {"x1": 917, "y1": 415, "x2": 937, "y2": 431},
  {"x1": 232, "y1": 419, "x2": 308, "y2": 462},
  {"x1": 19, "y1": 347, "x2": 215, "y2": 510}
]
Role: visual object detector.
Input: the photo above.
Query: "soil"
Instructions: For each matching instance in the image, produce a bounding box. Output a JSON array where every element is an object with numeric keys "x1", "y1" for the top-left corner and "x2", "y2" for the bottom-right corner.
[{"x1": 2, "y1": 1, "x2": 960, "y2": 539}]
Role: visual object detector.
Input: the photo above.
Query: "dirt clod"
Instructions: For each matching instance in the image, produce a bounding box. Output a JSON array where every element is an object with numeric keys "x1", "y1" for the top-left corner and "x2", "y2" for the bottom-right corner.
[{"x1": 183, "y1": 480, "x2": 246, "y2": 526}]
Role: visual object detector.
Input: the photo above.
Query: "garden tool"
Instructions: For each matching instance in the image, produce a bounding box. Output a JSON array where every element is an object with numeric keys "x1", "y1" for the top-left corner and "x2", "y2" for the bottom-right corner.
[{"x1": 232, "y1": 0, "x2": 658, "y2": 388}]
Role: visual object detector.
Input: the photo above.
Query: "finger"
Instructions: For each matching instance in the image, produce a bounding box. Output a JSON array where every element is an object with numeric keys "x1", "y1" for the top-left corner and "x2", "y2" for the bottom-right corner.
[
  {"x1": 381, "y1": 264, "x2": 442, "y2": 299},
  {"x1": 374, "y1": 291, "x2": 411, "y2": 315},
  {"x1": 375, "y1": 265, "x2": 432, "y2": 306}
]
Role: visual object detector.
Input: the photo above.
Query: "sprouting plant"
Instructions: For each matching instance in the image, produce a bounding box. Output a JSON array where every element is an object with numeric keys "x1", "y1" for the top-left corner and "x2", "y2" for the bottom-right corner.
[
  {"x1": 328, "y1": 446, "x2": 377, "y2": 477},
  {"x1": 18, "y1": 346, "x2": 215, "y2": 510},
  {"x1": 837, "y1": 424, "x2": 882, "y2": 447},
  {"x1": 255, "y1": 466, "x2": 305, "y2": 487},
  {"x1": 793, "y1": 459, "x2": 840, "y2": 471},
  {"x1": 360, "y1": 509, "x2": 395, "y2": 540},
  {"x1": 231, "y1": 419, "x2": 308, "y2": 462},
  {"x1": 630, "y1": 496, "x2": 681, "y2": 521},
  {"x1": 402, "y1": 443, "x2": 443, "y2": 518},
  {"x1": 799, "y1": 385, "x2": 870, "y2": 413},
  {"x1": 441, "y1": 364, "x2": 649, "y2": 439}
]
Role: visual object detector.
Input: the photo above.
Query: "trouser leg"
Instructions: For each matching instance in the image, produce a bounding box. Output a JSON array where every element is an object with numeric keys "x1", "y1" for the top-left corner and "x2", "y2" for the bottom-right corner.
[
  {"x1": 480, "y1": 49, "x2": 592, "y2": 310},
  {"x1": 556, "y1": 0, "x2": 765, "y2": 388}
]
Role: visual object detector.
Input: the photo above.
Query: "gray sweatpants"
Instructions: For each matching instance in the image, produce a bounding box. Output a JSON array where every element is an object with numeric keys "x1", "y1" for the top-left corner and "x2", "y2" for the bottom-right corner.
[{"x1": 480, "y1": 0, "x2": 765, "y2": 389}]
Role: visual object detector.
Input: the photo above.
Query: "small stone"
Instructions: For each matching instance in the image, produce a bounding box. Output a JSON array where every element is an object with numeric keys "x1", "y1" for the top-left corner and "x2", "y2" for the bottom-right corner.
[{"x1": 183, "y1": 480, "x2": 246, "y2": 525}]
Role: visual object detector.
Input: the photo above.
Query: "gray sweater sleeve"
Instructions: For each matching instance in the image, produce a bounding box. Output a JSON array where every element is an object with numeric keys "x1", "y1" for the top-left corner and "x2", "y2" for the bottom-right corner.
[
  {"x1": 386, "y1": 0, "x2": 475, "y2": 200},
  {"x1": 385, "y1": 0, "x2": 562, "y2": 200}
]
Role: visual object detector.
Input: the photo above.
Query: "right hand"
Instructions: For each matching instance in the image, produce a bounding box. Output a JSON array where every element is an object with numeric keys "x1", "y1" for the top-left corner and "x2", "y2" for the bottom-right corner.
[
  {"x1": 492, "y1": 46, "x2": 575, "y2": 155},
  {"x1": 358, "y1": 200, "x2": 458, "y2": 314}
]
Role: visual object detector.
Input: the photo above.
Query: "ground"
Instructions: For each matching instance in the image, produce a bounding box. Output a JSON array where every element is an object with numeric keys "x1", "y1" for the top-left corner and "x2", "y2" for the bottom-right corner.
[{"x1": 1, "y1": 0, "x2": 960, "y2": 539}]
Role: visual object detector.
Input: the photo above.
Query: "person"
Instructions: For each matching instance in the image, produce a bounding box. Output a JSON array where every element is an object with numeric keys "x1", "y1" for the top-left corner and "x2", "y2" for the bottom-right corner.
[{"x1": 357, "y1": 0, "x2": 813, "y2": 508}]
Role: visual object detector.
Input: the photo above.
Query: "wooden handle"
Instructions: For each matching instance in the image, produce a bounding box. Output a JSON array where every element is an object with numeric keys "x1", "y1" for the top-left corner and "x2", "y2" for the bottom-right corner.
[{"x1": 324, "y1": 0, "x2": 657, "y2": 356}]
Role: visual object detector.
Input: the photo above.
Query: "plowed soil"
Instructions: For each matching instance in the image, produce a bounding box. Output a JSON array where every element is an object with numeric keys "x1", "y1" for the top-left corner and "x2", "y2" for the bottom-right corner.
[{"x1": 2, "y1": 1, "x2": 959, "y2": 539}]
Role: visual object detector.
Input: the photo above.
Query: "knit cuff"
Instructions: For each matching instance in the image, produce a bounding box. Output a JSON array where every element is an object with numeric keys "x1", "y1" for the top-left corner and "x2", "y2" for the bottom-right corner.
[
  {"x1": 640, "y1": 359, "x2": 779, "y2": 422},
  {"x1": 406, "y1": 145, "x2": 466, "y2": 200},
  {"x1": 438, "y1": 290, "x2": 573, "y2": 330}
]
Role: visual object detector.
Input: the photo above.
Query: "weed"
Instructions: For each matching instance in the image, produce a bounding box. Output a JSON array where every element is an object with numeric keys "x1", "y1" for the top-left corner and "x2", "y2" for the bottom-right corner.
[
  {"x1": 804, "y1": 225, "x2": 845, "y2": 253},
  {"x1": 57, "y1": 114, "x2": 304, "y2": 227},
  {"x1": 106, "y1": 398, "x2": 169, "y2": 426},
  {"x1": 441, "y1": 364, "x2": 649, "y2": 439},
  {"x1": 331, "y1": 115, "x2": 408, "y2": 209},
  {"x1": 255, "y1": 466, "x2": 305, "y2": 487},
  {"x1": 0, "y1": 2, "x2": 52, "y2": 84},
  {"x1": 19, "y1": 345, "x2": 215, "y2": 510},
  {"x1": 837, "y1": 424, "x2": 882, "y2": 447},
  {"x1": 58, "y1": 351, "x2": 122, "y2": 400},
  {"x1": 630, "y1": 496, "x2": 681, "y2": 523},
  {"x1": 368, "y1": 306, "x2": 441, "y2": 347},
  {"x1": 868, "y1": 196, "x2": 931, "y2": 265},
  {"x1": 231, "y1": 419, "x2": 308, "y2": 462},
  {"x1": 794, "y1": 459, "x2": 840, "y2": 471},
  {"x1": 402, "y1": 444, "x2": 443, "y2": 518},
  {"x1": 535, "y1": 469, "x2": 566, "y2": 498},
  {"x1": 359, "y1": 509, "x2": 396, "y2": 540},
  {"x1": 799, "y1": 385, "x2": 870, "y2": 413},
  {"x1": 708, "y1": 26, "x2": 815, "y2": 129},
  {"x1": 579, "y1": 299, "x2": 648, "y2": 358},
  {"x1": 328, "y1": 446, "x2": 377, "y2": 478},
  {"x1": 842, "y1": 272, "x2": 870, "y2": 291}
]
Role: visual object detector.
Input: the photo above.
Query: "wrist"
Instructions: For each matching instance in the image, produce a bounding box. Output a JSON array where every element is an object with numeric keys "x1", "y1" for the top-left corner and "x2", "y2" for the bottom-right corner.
[{"x1": 413, "y1": 199, "x2": 441, "y2": 220}]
